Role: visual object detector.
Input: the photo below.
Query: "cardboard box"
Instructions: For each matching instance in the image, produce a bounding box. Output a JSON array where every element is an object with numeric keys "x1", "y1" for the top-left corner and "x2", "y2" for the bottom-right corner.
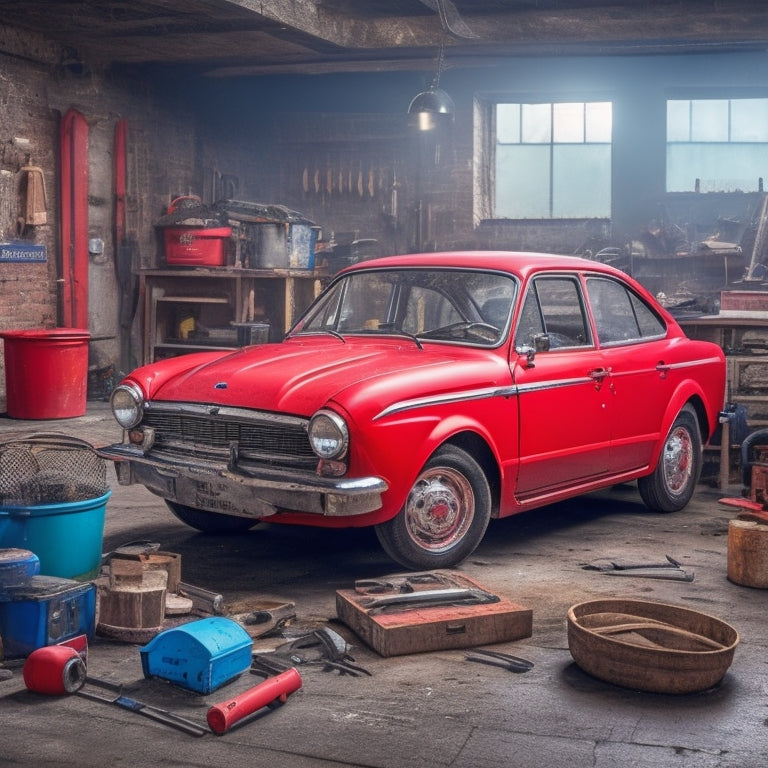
[{"x1": 336, "y1": 571, "x2": 532, "y2": 657}]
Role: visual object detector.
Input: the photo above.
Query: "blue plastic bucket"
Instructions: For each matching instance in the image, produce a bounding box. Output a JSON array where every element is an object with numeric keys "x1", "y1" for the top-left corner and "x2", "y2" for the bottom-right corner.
[{"x1": 0, "y1": 491, "x2": 109, "y2": 580}]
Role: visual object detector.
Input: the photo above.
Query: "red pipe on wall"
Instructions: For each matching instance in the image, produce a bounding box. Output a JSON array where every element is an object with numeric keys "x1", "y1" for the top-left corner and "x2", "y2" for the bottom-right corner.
[
  {"x1": 59, "y1": 108, "x2": 89, "y2": 329},
  {"x1": 114, "y1": 119, "x2": 127, "y2": 246}
]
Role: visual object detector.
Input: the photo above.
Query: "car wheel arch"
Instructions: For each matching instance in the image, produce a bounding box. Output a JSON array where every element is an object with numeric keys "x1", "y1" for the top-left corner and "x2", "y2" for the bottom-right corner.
[
  {"x1": 442, "y1": 431, "x2": 501, "y2": 517},
  {"x1": 648, "y1": 391, "x2": 710, "y2": 469}
]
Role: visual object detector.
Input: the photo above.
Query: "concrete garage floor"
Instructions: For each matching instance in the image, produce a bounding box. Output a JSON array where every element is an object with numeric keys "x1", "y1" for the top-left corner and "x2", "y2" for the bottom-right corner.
[{"x1": 2, "y1": 403, "x2": 768, "y2": 768}]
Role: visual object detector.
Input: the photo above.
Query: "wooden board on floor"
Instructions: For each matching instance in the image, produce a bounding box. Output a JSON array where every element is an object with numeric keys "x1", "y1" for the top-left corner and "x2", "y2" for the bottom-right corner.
[{"x1": 335, "y1": 571, "x2": 532, "y2": 657}]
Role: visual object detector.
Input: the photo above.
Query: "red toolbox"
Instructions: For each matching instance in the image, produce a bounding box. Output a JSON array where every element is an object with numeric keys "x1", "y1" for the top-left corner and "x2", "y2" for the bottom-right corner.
[{"x1": 164, "y1": 226, "x2": 231, "y2": 266}]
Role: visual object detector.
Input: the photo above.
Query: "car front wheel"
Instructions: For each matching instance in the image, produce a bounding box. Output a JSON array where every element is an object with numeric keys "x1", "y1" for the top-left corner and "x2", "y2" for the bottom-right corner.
[
  {"x1": 165, "y1": 501, "x2": 259, "y2": 533},
  {"x1": 375, "y1": 445, "x2": 492, "y2": 570},
  {"x1": 637, "y1": 405, "x2": 702, "y2": 513}
]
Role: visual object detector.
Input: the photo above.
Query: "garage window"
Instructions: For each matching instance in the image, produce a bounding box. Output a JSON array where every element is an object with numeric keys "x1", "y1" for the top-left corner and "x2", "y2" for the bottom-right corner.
[
  {"x1": 494, "y1": 101, "x2": 612, "y2": 219},
  {"x1": 667, "y1": 98, "x2": 768, "y2": 192}
]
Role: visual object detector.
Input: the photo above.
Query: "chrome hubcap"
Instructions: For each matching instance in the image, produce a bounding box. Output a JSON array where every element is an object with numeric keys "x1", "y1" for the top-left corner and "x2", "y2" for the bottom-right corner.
[
  {"x1": 404, "y1": 467, "x2": 474, "y2": 553},
  {"x1": 662, "y1": 426, "x2": 693, "y2": 495}
]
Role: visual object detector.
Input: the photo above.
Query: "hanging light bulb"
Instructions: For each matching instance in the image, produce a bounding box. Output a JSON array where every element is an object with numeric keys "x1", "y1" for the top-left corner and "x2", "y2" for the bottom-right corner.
[{"x1": 408, "y1": 40, "x2": 454, "y2": 130}]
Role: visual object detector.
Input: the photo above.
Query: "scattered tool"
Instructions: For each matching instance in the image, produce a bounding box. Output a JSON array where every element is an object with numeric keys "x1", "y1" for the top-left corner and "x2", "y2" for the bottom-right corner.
[
  {"x1": 78, "y1": 677, "x2": 208, "y2": 737},
  {"x1": 464, "y1": 648, "x2": 534, "y2": 674},
  {"x1": 361, "y1": 587, "x2": 500, "y2": 613},
  {"x1": 582, "y1": 555, "x2": 694, "y2": 582},
  {"x1": 252, "y1": 627, "x2": 372, "y2": 677},
  {"x1": 354, "y1": 571, "x2": 448, "y2": 595},
  {"x1": 23, "y1": 648, "x2": 207, "y2": 737}
]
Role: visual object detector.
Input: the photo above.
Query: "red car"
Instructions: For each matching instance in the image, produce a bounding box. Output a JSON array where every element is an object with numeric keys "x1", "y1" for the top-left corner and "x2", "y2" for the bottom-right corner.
[{"x1": 103, "y1": 252, "x2": 726, "y2": 569}]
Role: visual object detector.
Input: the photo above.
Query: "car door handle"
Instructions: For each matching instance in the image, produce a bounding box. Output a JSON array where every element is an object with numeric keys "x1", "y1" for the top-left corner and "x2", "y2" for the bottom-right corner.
[
  {"x1": 656, "y1": 361, "x2": 670, "y2": 379},
  {"x1": 589, "y1": 367, "x2": 611, "y2": 380}
]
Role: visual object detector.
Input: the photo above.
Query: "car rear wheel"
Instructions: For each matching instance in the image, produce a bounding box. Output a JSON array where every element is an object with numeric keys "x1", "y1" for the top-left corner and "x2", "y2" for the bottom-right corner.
[
  {"x1": 165, "y1": 501, "x2": 259, "y2": 533},
  {"x1": 375, "y1": 445, "x2": 492, "y2": 570},
  {"x1": 637, "y1": 405, "x2": 702, "y2": 513}
]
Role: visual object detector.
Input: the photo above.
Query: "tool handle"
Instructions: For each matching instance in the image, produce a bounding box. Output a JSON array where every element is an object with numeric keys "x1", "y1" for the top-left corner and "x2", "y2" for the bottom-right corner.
[
  {"x1": 113, "y1": 696, "x2": 208, "y2": 737},
  {"x1": 207, "y1": 667, "x2": 302, "y2": 735}
]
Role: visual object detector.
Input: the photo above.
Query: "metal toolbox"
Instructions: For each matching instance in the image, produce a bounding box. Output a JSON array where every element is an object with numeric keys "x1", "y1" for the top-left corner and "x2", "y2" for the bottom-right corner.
[{"x1": 0, "y1": 575, "x2": 96, "y2": 658}]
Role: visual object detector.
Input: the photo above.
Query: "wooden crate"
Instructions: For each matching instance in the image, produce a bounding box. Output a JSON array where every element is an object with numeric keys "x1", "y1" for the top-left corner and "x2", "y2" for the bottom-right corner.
[{"x1": 336, "y1": 571, "x2": 532, "y2": 657}]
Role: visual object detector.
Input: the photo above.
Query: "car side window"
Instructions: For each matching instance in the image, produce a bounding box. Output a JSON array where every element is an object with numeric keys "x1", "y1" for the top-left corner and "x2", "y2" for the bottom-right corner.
[
  {"x1": 586, "y1": 277, "x2": 666, "y2": 344},
  {"x1": 515, "y1": 276, "x2": 591, "y2": 349}
]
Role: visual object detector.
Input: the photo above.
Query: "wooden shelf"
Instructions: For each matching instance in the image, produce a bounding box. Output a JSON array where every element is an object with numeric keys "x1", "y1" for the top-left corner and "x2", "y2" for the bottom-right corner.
[{"x1": 140, "y1": 268, "x2": 322, "y2": 363}]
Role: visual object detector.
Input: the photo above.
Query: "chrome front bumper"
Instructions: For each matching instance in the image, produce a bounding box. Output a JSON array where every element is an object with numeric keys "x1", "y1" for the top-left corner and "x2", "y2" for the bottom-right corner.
[{"x1": 100, "y1": 443, "x2": 388, "y2": 519}]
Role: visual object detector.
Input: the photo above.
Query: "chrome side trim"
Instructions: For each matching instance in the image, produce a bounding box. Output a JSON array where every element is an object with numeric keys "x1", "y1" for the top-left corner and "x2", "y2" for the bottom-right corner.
[{"x1": 373, "y1": 385, "x2": 517, "y2": 421}]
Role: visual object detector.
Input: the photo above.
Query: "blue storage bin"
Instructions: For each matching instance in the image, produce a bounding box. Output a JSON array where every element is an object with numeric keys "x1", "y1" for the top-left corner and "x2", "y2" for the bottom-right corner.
[
  {"x1": 0, "y1": 491, "x2": 109, "y2": 580},
  {"x1": 140, "y1": 617, "x2": 253, "y2": 694},
  {"x1": 0, "y1": 575, "x2": 96, "y2": 658}
]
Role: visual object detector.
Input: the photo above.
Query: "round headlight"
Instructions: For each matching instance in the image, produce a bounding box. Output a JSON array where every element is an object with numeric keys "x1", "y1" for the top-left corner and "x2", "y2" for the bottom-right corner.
[
  {"x1": 110, "y1": 383, "x2": 144, "y2": 429},
  {"x1": 308, "y1": 410, "x2": 349, "y2": 460}
]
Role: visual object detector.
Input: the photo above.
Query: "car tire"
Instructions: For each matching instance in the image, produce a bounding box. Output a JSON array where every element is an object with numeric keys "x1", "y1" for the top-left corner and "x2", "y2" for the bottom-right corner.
[
  {"x1": 165, "y1": 500, "x2": 258, "y2": 533},
  {"x1": 375, "y1": 445, "x2": 492, "y2": 570},
  {"x1": 637, "y1": 405, "x2": 702, "y2": 513}
]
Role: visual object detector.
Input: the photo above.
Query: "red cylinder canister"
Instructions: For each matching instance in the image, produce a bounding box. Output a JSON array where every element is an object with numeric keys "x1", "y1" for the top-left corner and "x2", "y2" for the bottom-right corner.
[
  {"x1": 23, "y1": 645, "x2": 87, "y2": 695},
  {"x1": 206, "y1": 667, "x2": 302, "y2": 735}
]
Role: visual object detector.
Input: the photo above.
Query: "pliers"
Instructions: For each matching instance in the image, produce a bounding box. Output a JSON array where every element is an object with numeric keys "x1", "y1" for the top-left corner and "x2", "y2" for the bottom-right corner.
[{"x1": 464, "y1": 648, "x2": 534, "y2": 674}]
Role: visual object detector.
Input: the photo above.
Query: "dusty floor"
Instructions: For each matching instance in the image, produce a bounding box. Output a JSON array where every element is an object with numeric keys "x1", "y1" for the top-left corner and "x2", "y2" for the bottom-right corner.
[{"x1": 1, "y1": 402, "x2": 768, "y2": 767}]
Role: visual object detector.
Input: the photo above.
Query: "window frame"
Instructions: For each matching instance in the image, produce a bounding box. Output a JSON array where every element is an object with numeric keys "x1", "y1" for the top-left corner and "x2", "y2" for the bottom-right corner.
[
  {"x1": 666, "y1": 96, "x2": 768, "y2": 193},
  {"x1": 475, "y1": 94, "x2": 613, "y2": 223}
]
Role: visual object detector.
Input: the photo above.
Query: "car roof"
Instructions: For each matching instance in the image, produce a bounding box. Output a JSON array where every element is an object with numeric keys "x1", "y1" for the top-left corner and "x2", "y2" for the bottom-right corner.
[{"x1": 344, "y1": 251, "x2": 624, "y2": 281}]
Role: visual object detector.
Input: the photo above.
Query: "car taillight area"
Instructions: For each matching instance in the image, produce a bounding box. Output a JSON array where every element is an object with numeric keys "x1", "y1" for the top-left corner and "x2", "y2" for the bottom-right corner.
[{"x1": 136, "y1": 403, "x2": 318, "y2": 470}]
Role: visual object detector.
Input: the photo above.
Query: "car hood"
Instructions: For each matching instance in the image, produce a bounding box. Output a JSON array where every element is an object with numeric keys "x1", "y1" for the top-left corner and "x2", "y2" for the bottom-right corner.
[{"x1": 132, "y1": 337, "x2": 511, "y2": 418}]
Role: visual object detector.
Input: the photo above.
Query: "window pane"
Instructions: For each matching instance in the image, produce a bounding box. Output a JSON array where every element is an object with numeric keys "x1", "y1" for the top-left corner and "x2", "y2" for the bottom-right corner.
[
  {"x1": 553, "y1": 103, "x2": 584, "y2": 143},
  {"x1": 585, "y1": 102, "x2": 612, "y2": 142},
  {"x1": 534, "y1": 277, "x2": 590, "y2": 348},
  {"x1": 553, "y1": 145, "x2": 611, "y2": 218},
  {"x1": 731, "y1": 99, "x2": 768, "y2": 142},
  {"x1": 667, "y1": 143, "x2": 768, "y2": 192},
  {"x1": 691, "y1": 100, "x2": 728, "y2": 142},
  {"x1": 495, "y1": 145, "x2": 550, "y2": 218},
  {"x1": 667, "y1": 100, "x2": 690, "y2": 141},
  {"x1": 496, "y1": 103, "x2": 520, "y2": 144},
  {"x1": 521, "y1": 103, "x2": 551, "y2": 143}
]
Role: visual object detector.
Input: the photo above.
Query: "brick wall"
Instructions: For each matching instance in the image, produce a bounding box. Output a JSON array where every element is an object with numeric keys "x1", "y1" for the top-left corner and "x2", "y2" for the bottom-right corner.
[{"x1": 0, "y1": 26, "x2": 199, "y2": 413}]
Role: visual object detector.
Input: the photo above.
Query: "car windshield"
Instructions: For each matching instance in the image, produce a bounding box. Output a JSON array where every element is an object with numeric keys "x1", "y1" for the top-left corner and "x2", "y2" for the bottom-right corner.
[{"x1": 292, "y1": 268, "x2": 518, "y2": 346}]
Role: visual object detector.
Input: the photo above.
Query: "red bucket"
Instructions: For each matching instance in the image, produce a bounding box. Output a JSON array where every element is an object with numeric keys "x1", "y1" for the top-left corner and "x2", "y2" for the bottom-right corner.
[{"x1": 1, "y1": 328, "x2": 90, "y2": 419}]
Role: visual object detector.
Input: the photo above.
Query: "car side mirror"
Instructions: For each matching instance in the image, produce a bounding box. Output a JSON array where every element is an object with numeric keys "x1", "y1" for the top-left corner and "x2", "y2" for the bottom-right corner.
[
  {"x1": 533, "y1": 333, "x2": 551, "y2": 353},
  {"x1": 516, "y1": 333, "x2": 551, "y2": 368}
]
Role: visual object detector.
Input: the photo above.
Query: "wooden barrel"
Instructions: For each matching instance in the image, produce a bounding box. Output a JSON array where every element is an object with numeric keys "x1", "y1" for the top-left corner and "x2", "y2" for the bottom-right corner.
[{"x1": 728, "y1": 518, "x2": 768, "y2": 588}]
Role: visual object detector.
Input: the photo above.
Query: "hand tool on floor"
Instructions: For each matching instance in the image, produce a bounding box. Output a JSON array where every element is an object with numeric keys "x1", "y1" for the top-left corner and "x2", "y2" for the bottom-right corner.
[
  {"x1": 464, "y1": 648, "x2": 534, "y2": 674},
  {"x1": 582, "y1": 554, "x2": 694, "y2": 581},
  {"x1": 256, "y1": 627, "x2": 373, "y2": 677},
  {"x1": 78, "y1": 677, "x2": 208, "y2": 737},
  {"x1": 207, "y1": 667, "x2": 302, "y2": 735}
]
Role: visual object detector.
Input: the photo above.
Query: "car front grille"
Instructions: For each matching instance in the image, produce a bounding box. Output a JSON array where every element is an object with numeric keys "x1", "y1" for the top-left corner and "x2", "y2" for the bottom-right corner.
[{"x1": 141, "y1": 404, "x2": 316, "y2": 469}]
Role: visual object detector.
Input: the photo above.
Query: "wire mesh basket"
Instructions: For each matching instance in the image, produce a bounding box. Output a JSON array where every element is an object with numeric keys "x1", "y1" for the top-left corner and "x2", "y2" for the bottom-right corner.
[{"x1": 0, "y1": 433, "x2": 108, "y2": 507}]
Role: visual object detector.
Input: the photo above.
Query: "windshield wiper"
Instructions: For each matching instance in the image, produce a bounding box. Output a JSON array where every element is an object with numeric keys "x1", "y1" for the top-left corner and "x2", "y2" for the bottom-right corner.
[
  {"x1": 288, "y1": 329, "x2": 346, "y2": 343},
  {"x1": 372, "y1": 323, "x2": 423, "y2": 349}
]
